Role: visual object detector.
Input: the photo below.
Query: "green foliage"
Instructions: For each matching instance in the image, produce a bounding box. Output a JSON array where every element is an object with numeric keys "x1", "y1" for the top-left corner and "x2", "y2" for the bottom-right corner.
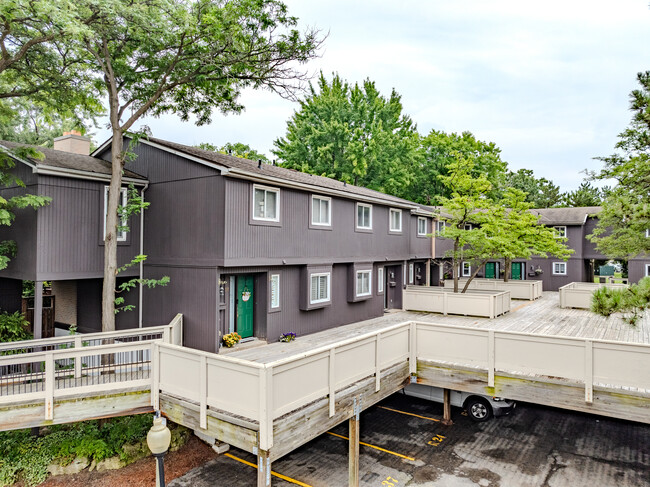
[
  {"x1": 197, "y1": 142, "x2": 270, "y2": 163},
  {"x1": 273, "y1": 72, "x2": 421, "y2": 198},
  {"x1": 561, "y1": 180, "x2": 603, "y2": 208},
  {"x1": 505, "y1": 168, "x2": 562, "y2": 208},
  {"x1": 589, "y1": 71, "x2": 650, "y2": 259},
  {"x1": 591, "y1": 277, "x2": 650, "y2": 326},
  {"x1": 413, "y1": 130, "x2": 507, "y2": 205},
  {"x1": 0, "y1": 311, "x2": 32, "y2": 342}
]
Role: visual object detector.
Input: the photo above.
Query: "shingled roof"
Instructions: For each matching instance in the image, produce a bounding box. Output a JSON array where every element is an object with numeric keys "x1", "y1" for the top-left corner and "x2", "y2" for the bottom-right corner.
[
  {"x1": 143, "y1": 137, "x2": 420, "y2": 209},
  {"x1": 0, "y1": 141, "x2": 146, "y2": 181},
  {"x1": 532, "y1": 207, "x2": 601, "y2": 225}
]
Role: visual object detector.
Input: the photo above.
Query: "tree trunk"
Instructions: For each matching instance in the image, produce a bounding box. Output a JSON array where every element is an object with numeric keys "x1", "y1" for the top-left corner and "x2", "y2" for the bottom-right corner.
[
  {"x1": 101, "y1": 129, "x2": 124, "y2": 332},
  {"x1": 462, "y1": 259, "x2": 488, "y2": 293},
  {"x1": 503, "y1": 258, "x2": 511, "y2": 283},
  {"x1": 452, "y1": 238, "x2": 459, "y2": 293}
]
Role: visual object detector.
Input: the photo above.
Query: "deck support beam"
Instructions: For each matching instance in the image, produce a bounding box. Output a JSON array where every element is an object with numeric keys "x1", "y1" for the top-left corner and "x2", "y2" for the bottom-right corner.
[
  {"x1": 257, "y1": 449, "x2": 271, "y2": 487},
  {"x1": 442, "y1": 388, "x2": 452, "y2": 425},
  {"x1": 33, "y1": 281, "x2": 43, "y2": 339},
  {"x1": 348, "y1": 415, "x2": 360, "y2": 487}
]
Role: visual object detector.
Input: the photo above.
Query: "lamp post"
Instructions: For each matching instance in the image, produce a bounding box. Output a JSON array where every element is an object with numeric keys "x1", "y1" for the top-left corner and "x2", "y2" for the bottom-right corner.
[{"x1": 147, "y1": 415, "x2": 171, "y2": 487}]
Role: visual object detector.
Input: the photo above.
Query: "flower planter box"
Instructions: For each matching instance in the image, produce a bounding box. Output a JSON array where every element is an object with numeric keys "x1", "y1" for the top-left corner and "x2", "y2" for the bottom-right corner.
[
  {"x1": 403, "y1": 285, "x2": 511, "y2": 318},
  {"x1": 443, "y1": 278, "x2": 542, "y2": 300},
  {"x1": 559, "y1": 282, "x2": 629, "y2": 309}
]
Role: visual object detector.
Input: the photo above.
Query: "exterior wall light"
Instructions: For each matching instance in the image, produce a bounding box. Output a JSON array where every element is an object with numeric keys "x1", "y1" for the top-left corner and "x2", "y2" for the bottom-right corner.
[{"x1": 147, "y1": 415, "x2": 172, "y2": 487}]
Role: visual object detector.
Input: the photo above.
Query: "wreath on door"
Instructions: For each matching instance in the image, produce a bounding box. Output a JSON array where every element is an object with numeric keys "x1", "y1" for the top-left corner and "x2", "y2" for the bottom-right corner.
[{"x1": 241, "y1": 287, "x2": 251, "y2": 302}]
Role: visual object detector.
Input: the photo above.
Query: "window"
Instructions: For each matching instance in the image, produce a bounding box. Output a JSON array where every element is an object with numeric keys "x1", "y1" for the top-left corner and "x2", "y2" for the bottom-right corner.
[
  {"x1": 645, "y1": 264, "x2": 650, "y2": 277},
  {"x1": 646, "y1": 229, "x2": 649, "y2": 238},
  {"x1": 462, "y1": 262, "x2": 471, "y2": 277},
  {"x1": 311, "y1": 195, "x2": 331, "y2": 226},
  {"x1": 253, "y1": 184, "x2": 280, "y2": 222},
  {"x1": 389, "y1": 208, "x2": 402, "y2": 232},
  {"x1": 464, "y1": 223, "x2": 473, "y2": 231},
  {"x1": 356, "y1": 203, "x2": 372, "y2": 230},
  {"x1": 435, "y1": 221, "x2": 445, "y2": 234},
  {"x1": 409, "y1": 263, "x2": 414, "y2": 283},
  {"x1": 270, "y1": 274, "x2": 280, "y2": 309},
  {"x1": 417, "y1": 217, "x2": 427, "y2": 236},
  {"x1": 310, "y1": 273, "x2": 330, "y2": 304},
  {"x1": 553, "y1": 226, "x2": 567, "y2": 238},
  {"x1": 356, "y1": 270, "x2": 372, "y2": 297},
  {"x1": 553, "y1": 262, "x2": 567, "y2": 275},
  {"x1": 104, "y1": 186, "x2": 128, "y2": 241},
  {"x1": 377, "y1": 268, "x2": 384, "y2": 293}
]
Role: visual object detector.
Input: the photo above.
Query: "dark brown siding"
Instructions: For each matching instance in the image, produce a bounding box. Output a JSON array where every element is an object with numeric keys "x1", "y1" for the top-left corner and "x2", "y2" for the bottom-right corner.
[
  {"x1": 628, "y1": 259, "x2": 650, "y2": 284},
  {"x1": 0, "y1": 278, "x2": 22, "y2": 313},
  {"x1": 527, "y1": 257, "x2": 585, "y2": 291},
  {"x1": 75, "y1": 278, "x2": 139, "y2": 332},
  {"x1": 582, "y1": 217, "x2": 607, "y2": 260}
]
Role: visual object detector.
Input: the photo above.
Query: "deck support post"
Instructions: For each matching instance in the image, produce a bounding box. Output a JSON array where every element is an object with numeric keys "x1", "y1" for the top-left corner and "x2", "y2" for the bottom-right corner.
[
  {"x1": 348, "y1": 414, "x2": 360, "y2": 487},
  {"x1": 257, "y1": 449, "x2": 271, "y2": 487},
  {"x1": 442, "y1": 388, "x2": 453, "y2": 425},
  {"x1": 33, "y1": 281, "x2": 43, "y2": 339}
]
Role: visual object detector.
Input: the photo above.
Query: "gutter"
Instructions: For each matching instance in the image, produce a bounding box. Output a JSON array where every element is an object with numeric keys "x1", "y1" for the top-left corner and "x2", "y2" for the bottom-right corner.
[{"x1": 34, "y1": 165, "x2": 148, "y2": 186}]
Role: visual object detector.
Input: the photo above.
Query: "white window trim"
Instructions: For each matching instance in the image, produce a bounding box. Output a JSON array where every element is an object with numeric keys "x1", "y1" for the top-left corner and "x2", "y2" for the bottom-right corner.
[
  {"x1": 464, "y1": 223, "x2": 473, "y2": 231},
  {"x1": 409, "y1": 263, "x2": 414, "y2": 283},
  {"x1": 270, "y1": 274, "x2": 280, "y2": 309},
  {"x1": 417, "y1": 217, "x2": 427, "y2": 236},
  {"x1": 553, "y1": 226, "x2": 567, "y2": 239},
  {"x1": 104, "y1": 186, "x2": 128, "y2": 242},
  {"x1": 356, "y1": 202, "x2": 373, "y2": 230},
  {"x1": 646, "y1": 229, "x2": 649, "y2": 238},
  {"x1": 436, "y1": 221, "x2": 445, "y2": 234},
  {"x1": 645, "y1": 264, "x2": 650, "y2": 277},
  {"x1": 462, "y1": 262, "x2": 471, "y2": 277},
  {"x1": 377, "y1": 268, "x2": 384, "y2": 293},
  {"x1": 310, "y1": 272, "x2": 331, "y2": 304},
  {"x1": 355, "y1": 270, "x2": 372, "y2": 297},
  {"x1": 252, "y1": 184, "x2": 280, "y2": 222},
  {"x1": 552, "y1": 262, "x2": 567, "y2": 275},
  {"x1": 389, "y1": 208, "x2": 402, "y2": 233},
  {"x1": 311, "y1": 195, "x2": 331, "y2": 227}
]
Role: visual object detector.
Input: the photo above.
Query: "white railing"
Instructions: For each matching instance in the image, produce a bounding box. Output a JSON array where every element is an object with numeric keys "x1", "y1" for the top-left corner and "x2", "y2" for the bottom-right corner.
[
  {"x1": 404, "y1": 286, "x2": 510, "y2": 318},
  {"x1": 559, "y1": 282, "x2": 629, "y2": 309}
]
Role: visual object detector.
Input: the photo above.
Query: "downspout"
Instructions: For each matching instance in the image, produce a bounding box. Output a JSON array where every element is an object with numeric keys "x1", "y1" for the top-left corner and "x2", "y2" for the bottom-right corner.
[{"x1": 139, "y1": 183, "x2": 149, "y2": 328}]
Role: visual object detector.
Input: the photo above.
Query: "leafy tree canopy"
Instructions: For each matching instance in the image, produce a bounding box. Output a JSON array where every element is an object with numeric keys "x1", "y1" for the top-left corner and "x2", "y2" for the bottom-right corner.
[
  {"x1": 273, "y1": 72, "x2": 420, "y2": 198},
  {"x1": 197, "y1": 142, "x2": 269, "y2": 163},
  {"x1": 561, "y1": 180, "x2": 603, "y2": 208},
  {"x1": 504, "y1": 168, "x2": 562, "y2": 208},
  {"x1": 589, "y1": 71, "x2": 650, "y2": 259}
]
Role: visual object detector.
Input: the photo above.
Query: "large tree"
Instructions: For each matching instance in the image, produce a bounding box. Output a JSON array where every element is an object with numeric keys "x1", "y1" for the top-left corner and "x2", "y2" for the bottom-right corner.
[
  {"x1": 196, "y1": 141, "x2": 269, "y2": 163},
  {"x1": 412, "y1": 130, "x2": 507, "y2": 205},
  {"x1": 273, "y1": 72, "x2": 420, "y2": 198},
  {"x1": 505, "y1": 168, "x2": 562, "y2": 208},
  {"x1": 70, "y1": 0, "x2": 321, "y2": 332},
  {"x1": 560, "y1": 180, "x2": 603, "y2": 208}
]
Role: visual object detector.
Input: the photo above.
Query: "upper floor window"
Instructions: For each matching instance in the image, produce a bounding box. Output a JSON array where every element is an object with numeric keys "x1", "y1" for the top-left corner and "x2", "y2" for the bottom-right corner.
[
  {"x1": 310, "y1": 272, "x2": 331, "y2": 304},
  {"x1": 435, "y1": 220, "x2": 445, "y2": 234},
  {"x1": 553, "y1": 226, "x2": 567, "y2": 238},
  {"x1": 417, "y1": 217, "x2": 427, "y2": 236},
  {"x1": 553, "y1": 262, "x2": 567, "y2": 275},
  {"x1": 356, "y1": 203, "x2": 372, "y2": 230},
  {"x1": 253, "y1": 184, "x2": 280, "y2": 222},
  {"x1": 311, "y1": 195, "x2": 331, "y2": 227},
  {"x1": 389, "y1": 208, "x2": 402, "y2": 233},
  {"x1": 356, "y1": 270, "x2": 372, "y2": 297},
  {"x1": 104, "y1": 186, "x2": 128, "y2": 242}
]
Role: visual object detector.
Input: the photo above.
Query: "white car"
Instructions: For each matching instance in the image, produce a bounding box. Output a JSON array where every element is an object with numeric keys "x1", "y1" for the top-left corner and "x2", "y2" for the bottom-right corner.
[{"x1": 403, "y1": 383, "x2": 516, "y2": 422}]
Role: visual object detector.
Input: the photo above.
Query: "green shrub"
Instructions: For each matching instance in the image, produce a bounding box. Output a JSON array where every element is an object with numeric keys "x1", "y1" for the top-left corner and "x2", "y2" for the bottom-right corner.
[
  {"x1": 591, "y1": 277, "x2": 650, "y2": 326},
  {"x1": 0, "y1": 311, "x2": 31, "y2": 343}
]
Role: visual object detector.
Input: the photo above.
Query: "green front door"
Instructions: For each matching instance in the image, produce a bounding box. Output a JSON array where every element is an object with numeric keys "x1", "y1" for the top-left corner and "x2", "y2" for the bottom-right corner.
[
  {"x1": 511, "y1": 262, "x2": 522, "y2": 280},
  {"x1": 236, "y1": 275, "x2": 254, "y2": 339},
  {"x1": 485, "y1": 262, "x2": 496, "y2": 279}
]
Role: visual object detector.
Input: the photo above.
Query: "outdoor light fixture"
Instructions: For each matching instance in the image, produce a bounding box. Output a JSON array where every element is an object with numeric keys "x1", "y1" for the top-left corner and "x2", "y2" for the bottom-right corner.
[{"x1": 147, "y1": 414, "x2": 171, "y2": 487}]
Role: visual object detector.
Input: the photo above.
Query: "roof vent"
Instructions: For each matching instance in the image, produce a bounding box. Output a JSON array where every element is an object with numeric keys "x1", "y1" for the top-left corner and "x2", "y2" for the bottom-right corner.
[{"x1": 53, "y1": 130, "x2": 91, "y2": 155}]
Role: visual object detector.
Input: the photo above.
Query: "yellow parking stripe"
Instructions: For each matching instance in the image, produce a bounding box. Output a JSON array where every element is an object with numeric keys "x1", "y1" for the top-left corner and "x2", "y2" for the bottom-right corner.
[
  {"x1": 378, "y1": 405, "x2": 441, "y2": 422},
  {"x1": 326, "y1": 431, "x2": 416, "y2": 461},
  {"x1": 224, "y1": 452, "x2": 313, "y2": 487}
]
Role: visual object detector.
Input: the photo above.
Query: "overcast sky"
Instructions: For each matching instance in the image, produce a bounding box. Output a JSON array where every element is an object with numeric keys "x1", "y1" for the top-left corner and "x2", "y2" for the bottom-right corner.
[{"x1": 96, "y1": 0, "x2": 650, "y2": 191}]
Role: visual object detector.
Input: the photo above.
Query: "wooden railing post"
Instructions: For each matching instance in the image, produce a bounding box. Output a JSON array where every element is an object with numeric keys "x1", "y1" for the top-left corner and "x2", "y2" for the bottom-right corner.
[
  {"x1": 374, "y1": 333, "x2": 381, "y2": 392},
  {"x1": 329, "y1": 348, "x2": 336, "y2": 417},
  {"x1": 151, "y1": 343, "x2": 160, "y2": 411},
  {"x1": 45, "y1": 352, "x2": 54, "y2": 420},
  {"x1": 199, "y1": 355, "x2": 207, "y2": 429},
  {"x1": 409, "y1": 322, "x2": 417, "y2": 375},
  {"x1": 585, "y1": 340, "x2": 593, "y2": 404},
  {"x1": 258, "y1": 366, "x2": 273, "y2": 451},
  {"x1": 488, "y1": 330, "x2": 495, "y2": 388},
  {"x1": 74, "y1": 336, "x2": 82, "y2": 379}
]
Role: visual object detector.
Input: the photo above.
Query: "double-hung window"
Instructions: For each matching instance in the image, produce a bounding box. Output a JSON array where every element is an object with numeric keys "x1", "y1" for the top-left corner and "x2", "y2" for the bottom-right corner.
[
  {"x1": 417, "y1": 217, "x2": 427, "y2": 236},
  {"x1": 253, "y1": 184, "x2": 280, "y2": 222},
  {"x1": 462, "y1": 262, "x2": 471, "y2": 277},
  {"x1": 389, "y1": 208, "x2": 402, "y2": 233},
  {"x1": 104, "y1": 186, "x2": 128, "y2": 241},
  {"x1": 356, "y1": 203, "x2": 372, "y2": 230},
  {"x1": 310, "y1": 273, "x2": 330, "y2": 304},
  {"x1": 552, "y1": 262, "x2": 567, "y2": 275},
  {"x1": 356, "y1": 270, "x2": 372, "y2": 297},
  {"x1": 435, "y1": 221, "x2": 445, "y2": 234},
  {"x1": 553, "y1": 226, "x2": 566, "y2": 238},
  {"x1": 311, "y1": 195, "x2": 331, "y2": 226}
]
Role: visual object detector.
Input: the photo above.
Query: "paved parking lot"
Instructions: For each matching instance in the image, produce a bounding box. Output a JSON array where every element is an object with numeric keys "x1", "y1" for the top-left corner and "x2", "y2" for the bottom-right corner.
[{"x1": 170, "y1": 392, "x2": 650, "y2": 487}]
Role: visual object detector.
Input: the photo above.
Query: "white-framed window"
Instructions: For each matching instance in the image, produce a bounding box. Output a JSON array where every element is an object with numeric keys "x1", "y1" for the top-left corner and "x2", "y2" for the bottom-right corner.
[
  {"x1": 646, "y1": 229, "x2": 649, "y2": 238},
  {"x1": 356, "y1": 203, "x2": 372, "y2": 230},
  {"x1": 462, "y1": 262, "x2": 471, "y2": 277},
  {"x1": 553, "y1": 262, "x2": 567, "y2": 275},
  {"x1": 645, "y1": 264, "x2": 650, "y2": 277},
  {"x1": 104, "y1": 186, "x2": 128, "y2": 242},
  {"x1": 417, "y1": 217, "x2": 427, "y2": 236},
  {"x1": 311, "y1": 195, "x2": 331, "y2": 226},
  {"x1": 377, "y1": 268, "x2": 384, "y2": 293},
  {"x1": 435, "y1": 221, "x2": 445, "y2": 234},
  {"x1": 310, "y1": 273, "x2": 330, "y2": 304},
  {"x1": 389, "y1": 208, "x2": 402, "y2": 232},
  {"x1": 270, "y1": 274, "x2": 280, "y2": 309},
  {"x1": 356, "y1": 270, "x2": 372, "y2": 297},
  {"x1": 464, "y1": 223, "x2": 473, "y2": 231},
  {"x1": 553, "y1": 226, "x2": 567, "y2": 238},
  {"x1": 253, "y1": 184, "x2": 280, "y2": 222},
  {"x1": 409, "y1": 263, "x2": 414, "y2": 283}
]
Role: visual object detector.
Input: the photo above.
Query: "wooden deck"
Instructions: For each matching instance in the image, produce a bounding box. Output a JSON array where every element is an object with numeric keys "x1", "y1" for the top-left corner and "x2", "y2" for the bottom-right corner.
[{"x1": 229, "y1": 291, "x2": 650, "y2": 364}]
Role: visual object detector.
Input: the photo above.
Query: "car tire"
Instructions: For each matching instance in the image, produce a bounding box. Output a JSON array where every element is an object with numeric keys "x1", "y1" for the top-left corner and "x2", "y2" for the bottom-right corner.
[{"x1": 465, "y1": 397, "x2": 493, "y2": 422}]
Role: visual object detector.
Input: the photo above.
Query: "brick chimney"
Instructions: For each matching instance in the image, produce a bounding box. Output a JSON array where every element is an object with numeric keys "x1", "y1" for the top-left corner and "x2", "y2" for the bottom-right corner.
[{"x1": 53, "y1": 130, "x2": 91, "y2": 155}]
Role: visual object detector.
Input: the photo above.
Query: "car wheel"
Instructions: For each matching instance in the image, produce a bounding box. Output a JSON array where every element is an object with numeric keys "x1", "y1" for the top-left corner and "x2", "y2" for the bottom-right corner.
[{"x1": 466, "y1": 397, "x2": 493, "y2": 422}]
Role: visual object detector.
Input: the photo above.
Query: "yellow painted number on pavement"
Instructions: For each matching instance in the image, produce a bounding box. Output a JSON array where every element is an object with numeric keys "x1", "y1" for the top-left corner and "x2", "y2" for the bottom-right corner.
[
  {"x1": 427, "y1": 434, "x2": 446, "y2": 447},
  {"x1": 381, "y1": 476, "x2": 399, "y2": 486}
]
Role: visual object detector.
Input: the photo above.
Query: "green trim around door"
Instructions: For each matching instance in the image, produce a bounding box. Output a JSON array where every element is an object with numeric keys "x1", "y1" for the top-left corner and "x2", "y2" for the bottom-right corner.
[
  {"x1": 485, "y1": 262, "x2": 496, "y2": 279},
  {"x1": 236, "y1": 275, "x2": 254, "y2": 339},
  {"x1": 511, "y1": 262, "x2": 523, "y2": 280}
]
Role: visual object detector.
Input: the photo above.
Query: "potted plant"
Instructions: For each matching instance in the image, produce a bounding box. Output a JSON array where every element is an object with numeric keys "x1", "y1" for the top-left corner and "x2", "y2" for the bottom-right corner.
[
  {"x1": 222, "y1": 332, "x2": 242, "y2": 348},
  {"x1": 279, "y1": 332, "x2": 296, "y2": 343}
]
